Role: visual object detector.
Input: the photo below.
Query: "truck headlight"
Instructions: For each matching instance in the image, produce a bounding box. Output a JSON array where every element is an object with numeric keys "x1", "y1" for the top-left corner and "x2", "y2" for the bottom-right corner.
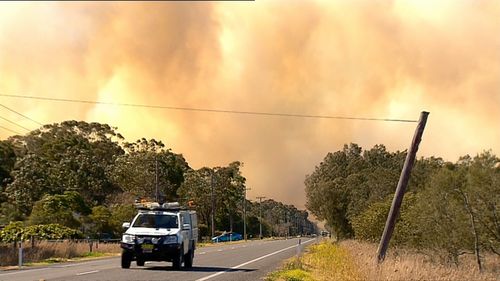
[
  {"x1": 122, "y1": 234, "x2": 135, "y2": 244},
  {"x1": 163, "y1": 235, "x2": 177, "y2": 244}
]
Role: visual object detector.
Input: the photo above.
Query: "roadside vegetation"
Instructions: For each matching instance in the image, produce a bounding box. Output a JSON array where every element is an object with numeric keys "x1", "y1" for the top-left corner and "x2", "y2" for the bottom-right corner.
[
  {"x1": 0, "y1": 240, "x2": 120, "y2": 267},
  {"x1": 268, "y1": 240, "x2": 500, "y2": 281},
  {"x1": 267, "y1": 240, "x2": 361, "y2": 281},
  {"x1": 0, "y1": 121, "x2": 317, "y2": 265},
  {"x1": 306, "y1": 143, "x2": 500, "y2": 271}
]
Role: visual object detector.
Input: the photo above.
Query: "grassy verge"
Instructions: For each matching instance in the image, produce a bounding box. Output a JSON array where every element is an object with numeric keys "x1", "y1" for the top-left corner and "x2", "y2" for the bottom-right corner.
[
  {"x1": 267, "y1": 240, "x2": 362, "y2": 281},
  {"x1": 268, "y1": 239, "x2": 500, "y2": 281},
  {"x1": 0, "y1": 241, "x2": 121, "y2": 268},
  {"x1": 342, "y1": 240, "x2": 500, "y2": 281}
]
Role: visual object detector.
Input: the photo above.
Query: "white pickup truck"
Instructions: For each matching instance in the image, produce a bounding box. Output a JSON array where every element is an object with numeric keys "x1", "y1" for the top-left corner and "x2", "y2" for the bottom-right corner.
[{"x1": 120, "y1": 202, "x2": 198, "y2": 270}]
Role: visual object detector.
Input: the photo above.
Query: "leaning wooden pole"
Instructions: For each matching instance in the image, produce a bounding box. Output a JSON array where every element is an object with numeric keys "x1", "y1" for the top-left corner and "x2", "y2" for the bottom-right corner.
[{"x1": 376, "y1": 111, "x2": 429, "y2": 263}]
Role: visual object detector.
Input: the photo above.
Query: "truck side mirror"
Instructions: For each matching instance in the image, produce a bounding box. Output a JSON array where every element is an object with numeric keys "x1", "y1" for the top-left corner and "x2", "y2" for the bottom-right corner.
[
  {"x1": 182, "y1": 223, "x2": 191, "y2": 230},
  {"x1": 122, "y1": 222, "x2": 131, "y2": 229}
]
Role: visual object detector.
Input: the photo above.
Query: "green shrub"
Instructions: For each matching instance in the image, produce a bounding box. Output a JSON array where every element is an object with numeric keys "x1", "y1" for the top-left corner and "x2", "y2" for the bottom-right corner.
[{"x1": 0, "y1": 222, "x2": 82, "y2": 242}]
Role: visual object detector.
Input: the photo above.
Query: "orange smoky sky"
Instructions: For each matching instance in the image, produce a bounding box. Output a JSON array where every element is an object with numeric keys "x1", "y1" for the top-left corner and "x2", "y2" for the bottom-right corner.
[{"x1": 0, "y1": 1, "x2": 499, "y2": 209}]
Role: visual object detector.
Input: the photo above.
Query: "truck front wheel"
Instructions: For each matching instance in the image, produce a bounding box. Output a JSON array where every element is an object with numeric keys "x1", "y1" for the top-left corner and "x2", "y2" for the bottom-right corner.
[{"x1": 121, "y1": 251, "x2": 132, "y2": 269}]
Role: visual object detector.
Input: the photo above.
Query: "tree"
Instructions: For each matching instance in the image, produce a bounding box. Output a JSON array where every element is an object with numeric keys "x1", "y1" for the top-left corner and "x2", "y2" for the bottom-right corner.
[
  {"x1": 177, "y1": 162, "x2": 246, "y2": 233},
  {"x1": 0, "y1": 140, "x2": 16, "y2": 193},
  {"x1": 5, "y1": 121, "x2": 124, "y2": 214},
  {"x1": 109, "y1": 204, "x2": 137, "y2": 236},
  {"x1": 28, "y1": 191, "x2": 90, "y2": 228},
  {"x1": 463, "y1": 151, "x2": 500, "y2": 258},
  {"x1": 109, "y1": 138, "x2": 190, "y2": 201},
  {"x1": 89, "y1": 206, "x2": 112, "y2": 237},
  {"x1": 305, "y1": 144, "x2": 365, "y2": 239},
  {"x1": 306, "y1": 143, "x2": 441, "y2": 240},
  {"x1": 177, "y1": 167, "x2": 213, "y2": 228}
]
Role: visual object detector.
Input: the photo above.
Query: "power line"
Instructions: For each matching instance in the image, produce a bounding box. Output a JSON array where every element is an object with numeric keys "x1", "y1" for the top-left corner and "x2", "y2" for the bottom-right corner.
[
  {"x1": 0, "y1": 94, "x2": 418, "y2": 123},
  {"x1": 0, "y1": 125, "x2": 21, "y2": 135},
  {"x1": 0, "y1": 116, "x2": 31, "y2": 131},
  {"x1": 0, "y1": 103, "x2": 43, "y2": 126}
]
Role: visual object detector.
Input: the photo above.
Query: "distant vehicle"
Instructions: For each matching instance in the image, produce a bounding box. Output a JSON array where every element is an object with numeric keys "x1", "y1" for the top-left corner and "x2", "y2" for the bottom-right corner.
[
  {"x1": 211, "y1": 232, "x2": 243, "y2": 243},
  {"x1": 98, "y1": 233, "x2": 115, "y2": 243},
  {"x1": 120, "y1": 201, "x2": 198, "y2": 270}
]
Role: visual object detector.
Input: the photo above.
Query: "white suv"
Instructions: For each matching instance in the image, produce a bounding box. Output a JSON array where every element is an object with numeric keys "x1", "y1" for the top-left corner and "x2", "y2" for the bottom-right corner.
[{"x1": 120, "y1": 202, "x2": 198, "y2": 270}]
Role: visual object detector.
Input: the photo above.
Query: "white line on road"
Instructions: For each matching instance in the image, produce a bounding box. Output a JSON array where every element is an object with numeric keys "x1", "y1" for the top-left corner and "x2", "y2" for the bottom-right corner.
[
  {"x1": 76, "y1": 270, "x2": 99, "y2": 276},
  {"x1": 196, "y1": 239, "x2": 314, "y2": 281},
  {"x1": 0, "y1": 268, "x2": 49, "y2": 276},
  {"x1": 0, "y1": 258, "x2": 116, "y2": 277},
  {"x1": 199, "y1": 252, "x2": 206, "y2": 255}
]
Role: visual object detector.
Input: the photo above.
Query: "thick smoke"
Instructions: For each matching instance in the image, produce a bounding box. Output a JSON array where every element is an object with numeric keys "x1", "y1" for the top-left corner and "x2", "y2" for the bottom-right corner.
[{"x1": 0, "y1": 1, "x2": 499, "y2": 208}]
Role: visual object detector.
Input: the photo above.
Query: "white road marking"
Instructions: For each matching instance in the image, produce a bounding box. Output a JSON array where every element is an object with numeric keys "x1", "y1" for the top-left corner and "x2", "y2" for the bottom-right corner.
[
  {"x1": 0, "y1": 258, "x2": 116, "y2": 276},
  {"x1": 0, "y1": 268, "x2": 50, "y2": 276},
  {"x1": 231, "y1": 247, "x2": 235, "y2": 249},
  {"x1": 199, "y1": 252, "x2": 206, "y2": 255},
  {"x1": 76, "y1": 270, "x2": 99, "y2": 276},
  {"x1": 196, "y1": 239, "x2": 314, "y2": 281},
  {"x1": 217, "y1": 249, "x2": 222, "y2": 252}
]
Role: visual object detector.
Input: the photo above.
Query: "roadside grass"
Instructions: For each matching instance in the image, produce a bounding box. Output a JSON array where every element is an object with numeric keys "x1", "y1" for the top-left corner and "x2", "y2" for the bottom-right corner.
[
  {"x1": 268, "y1": 239, "x2": 500, "y2": 281},
  {"x1": 343, "y1": 240, "x2": 500, "y2": 281},
  {"x1": 0, "y1": 241, "x2": 121, "y2": 267},
  {"x1": 266, "y1": 240, "x2": 362, "y2": 281}
]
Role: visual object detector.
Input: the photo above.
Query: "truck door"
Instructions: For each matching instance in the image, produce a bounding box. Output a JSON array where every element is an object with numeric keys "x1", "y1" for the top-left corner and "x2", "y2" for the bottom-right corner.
[{"x1": 180, "y1": 213, "x2": 190, "y2": 253}]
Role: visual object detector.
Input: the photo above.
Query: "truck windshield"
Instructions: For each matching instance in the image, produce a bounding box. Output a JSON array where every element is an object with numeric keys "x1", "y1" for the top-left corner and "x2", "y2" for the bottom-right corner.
[{"x1": 132, "y1": 214, "x2": 179, "y2": 229}]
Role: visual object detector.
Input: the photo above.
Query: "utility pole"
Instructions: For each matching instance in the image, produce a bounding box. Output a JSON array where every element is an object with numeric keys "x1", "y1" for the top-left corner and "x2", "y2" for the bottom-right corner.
[
  {"x1": 377, "y1": 111, "x2": 429, "y2": 263},
  {"x1": 211, "y1": 170, "x2": 216, "y2": 238},
  {"x1": 155, "y1": 156, "x2": 159, "y2": 203},
  {"x1": 256, "y1": 196, "x2": 266, "y2": 239},
  {"x1": 243, "y1": 188, "x2": 251, "y2": 241}
]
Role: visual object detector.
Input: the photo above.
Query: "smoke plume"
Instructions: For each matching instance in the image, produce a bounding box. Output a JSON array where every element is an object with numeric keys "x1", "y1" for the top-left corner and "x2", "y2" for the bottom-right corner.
[{"x1": 0, "y1": 1, "x2": 499, "y2": 208}]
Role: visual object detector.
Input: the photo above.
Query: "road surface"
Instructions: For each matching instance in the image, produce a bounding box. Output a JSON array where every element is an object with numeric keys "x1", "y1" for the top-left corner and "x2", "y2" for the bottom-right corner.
[{"x1": 0, "y1": 238, "x2": 315, "y2": 281}]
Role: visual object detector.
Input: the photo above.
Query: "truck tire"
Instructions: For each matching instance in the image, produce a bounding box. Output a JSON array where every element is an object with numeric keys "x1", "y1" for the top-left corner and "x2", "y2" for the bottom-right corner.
[
  {"x1": 184, "y1": 249, "x2": 194, "y2": 269},
  {"x1": 172, "y1": 248, "x2": 183, "y2": 270},
  {"x1": 121, "y1": 251, "x2": 132, "y2": 269}
]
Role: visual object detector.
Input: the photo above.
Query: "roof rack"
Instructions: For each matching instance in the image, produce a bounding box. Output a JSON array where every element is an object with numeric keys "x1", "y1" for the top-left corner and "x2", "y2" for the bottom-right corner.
[{"x1": 134, "y1": 201, "x2": 189, "y2": 211}]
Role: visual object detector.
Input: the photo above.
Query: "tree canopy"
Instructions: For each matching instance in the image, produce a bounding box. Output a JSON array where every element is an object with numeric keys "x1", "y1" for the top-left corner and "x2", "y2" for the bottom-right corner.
[{"x1": 305, "y1": 143, "x2": 500, "y2": 263}]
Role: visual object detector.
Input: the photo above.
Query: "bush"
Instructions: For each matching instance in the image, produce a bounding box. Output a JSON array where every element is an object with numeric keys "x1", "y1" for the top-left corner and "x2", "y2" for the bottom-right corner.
[
  {"x1": 0, "y1": 222, "x2": 82, "y2": 242},
  {"x1": 0, "y1": 221, "x2": 24, "y2": 242},
  {"x1": 351, "y1": 193, "x2": 419, "y2": 245}
]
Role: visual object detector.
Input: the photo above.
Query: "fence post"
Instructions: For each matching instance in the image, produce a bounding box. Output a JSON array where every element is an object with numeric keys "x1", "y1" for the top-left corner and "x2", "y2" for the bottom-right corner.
[
  {"x1": 296, "y1": 238, "x2": 301, "y2": 257},
  {"x1": 18, "y1": 241, "x2": 23, "y2": 268},
  {"x1": 89, "y1": 240, "x2": 93, "y2": 253}
]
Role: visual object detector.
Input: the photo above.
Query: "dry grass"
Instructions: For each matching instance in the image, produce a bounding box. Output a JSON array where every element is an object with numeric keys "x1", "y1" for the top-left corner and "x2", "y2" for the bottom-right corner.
[
  {"x1": 268, "y1": 240, "x2": 500, "y2": 281},
  {"x1": 267, "y1": 240, "x2": 362, "y2": 281},
  {"x1": 0, "y1": 241, "x2": 121, "y2": 267},
  {"x1": 342, "y1": 240, "x2": 500, "y2": 281}
]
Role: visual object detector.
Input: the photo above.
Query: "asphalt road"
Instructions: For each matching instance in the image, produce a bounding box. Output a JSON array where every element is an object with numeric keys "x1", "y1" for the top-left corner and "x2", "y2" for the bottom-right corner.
[{"x1": 0, "y1": 238, "x2": 316, "y2": 281}]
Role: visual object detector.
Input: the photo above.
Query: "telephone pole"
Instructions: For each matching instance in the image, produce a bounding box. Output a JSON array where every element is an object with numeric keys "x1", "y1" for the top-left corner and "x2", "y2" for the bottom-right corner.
[
  {"x1": 243, "y1": 188, "x2": 251, "y2": 241},
  {"x1": 377, "y1": 111, "x2": 429, "y2": 263},
  {"x1": 211, "y1": 171, "x2": 216, "y2": 238},
  {"x1": 256, "y1": 196, "x2": 266, "y2": 239},
  {"x1": 155, "y1": 156, "x2": 159, "y2": 203}
]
